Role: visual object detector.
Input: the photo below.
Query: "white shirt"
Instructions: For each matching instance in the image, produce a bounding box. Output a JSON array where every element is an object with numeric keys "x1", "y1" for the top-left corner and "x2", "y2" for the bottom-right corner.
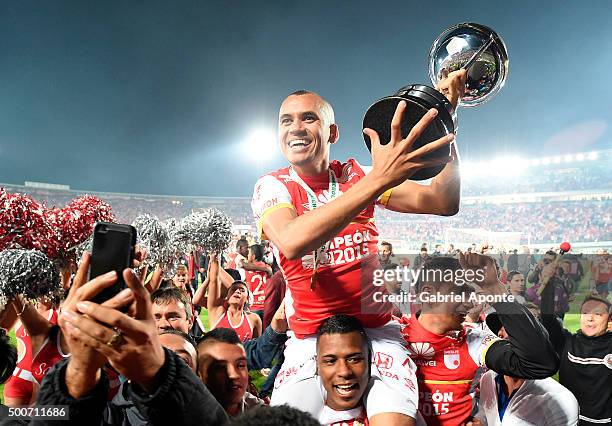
[
  {"x1": 476, "y1": 370, "x2": 579, "y2": 425},
  {"x1": 234, "y1": 253, "x2": 247, "y2": 280}
]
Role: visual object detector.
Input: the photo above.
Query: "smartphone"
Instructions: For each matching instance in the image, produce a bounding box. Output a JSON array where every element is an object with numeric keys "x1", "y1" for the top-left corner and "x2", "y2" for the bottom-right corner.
[{"x1": 88, "y1": 222, "x2": 137, "y2": 305}]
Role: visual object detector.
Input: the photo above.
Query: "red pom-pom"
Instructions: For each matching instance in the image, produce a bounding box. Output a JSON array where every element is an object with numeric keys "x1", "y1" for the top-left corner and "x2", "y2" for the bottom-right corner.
[
  {"x1": 0, "y1": 189, "x2": 60, "y2": 258},
  {"x1": 58, "y1": 195, "x2": 115, "y2": 250}
]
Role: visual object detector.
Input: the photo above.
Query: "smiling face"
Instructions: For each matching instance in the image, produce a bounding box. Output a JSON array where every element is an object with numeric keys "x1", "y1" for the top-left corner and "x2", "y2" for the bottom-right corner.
[
  {"x1": 580, "y1": 299, "x2": 610, "y2": 337},
  {"x1": 317, "y1": 331, "x2": 369, "y2": 411},
  {"x1": 197, "y1": 341, "x2": 248, "y2": 412},
  {"x1": 278, "y1": 93, "x2": 337, "y2": 174}
]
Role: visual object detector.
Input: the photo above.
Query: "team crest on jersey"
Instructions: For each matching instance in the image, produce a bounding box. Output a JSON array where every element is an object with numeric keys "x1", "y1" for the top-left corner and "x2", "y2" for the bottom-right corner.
[
  {"x1": 443, "y1": 348, "x2": 460, "y2": 370},
  {"x1": 604, "y1": 353, "x2": 612, "y2": 370},
  {"x1": 374, "y1": 352, "x2": 394, "y2": 370}
]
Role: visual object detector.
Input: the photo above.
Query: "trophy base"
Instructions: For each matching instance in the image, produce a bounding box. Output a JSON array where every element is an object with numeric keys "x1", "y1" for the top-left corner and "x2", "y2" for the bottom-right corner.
[{"x1": 362, "y1": 85, "x2": 456, "y2": 181}]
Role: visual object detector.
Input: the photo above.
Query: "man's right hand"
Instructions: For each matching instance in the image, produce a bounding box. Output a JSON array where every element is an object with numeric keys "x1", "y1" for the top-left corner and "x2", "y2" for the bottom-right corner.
[
  {"x1": 60, "y1": 252, "x2": 135, "y2": 398},
  {"x1": 363, "y1": 101, "x2": 455, "y2": 191}
]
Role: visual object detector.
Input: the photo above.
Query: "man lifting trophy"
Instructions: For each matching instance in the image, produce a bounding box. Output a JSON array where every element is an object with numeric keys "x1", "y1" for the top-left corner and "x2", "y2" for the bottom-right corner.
[{"x1": 363, "y1": 22, "x2": 509, "y2": 180}]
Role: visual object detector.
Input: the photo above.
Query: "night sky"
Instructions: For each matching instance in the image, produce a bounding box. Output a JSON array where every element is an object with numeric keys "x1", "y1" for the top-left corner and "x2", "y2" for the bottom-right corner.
[{"x1": 1, "y1": 1, "x2": 611, "y2": 196}]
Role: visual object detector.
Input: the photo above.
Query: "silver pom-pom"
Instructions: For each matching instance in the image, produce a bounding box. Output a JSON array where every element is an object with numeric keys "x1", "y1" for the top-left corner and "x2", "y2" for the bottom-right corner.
[
  {"x1": 0, "y1": 249, "x2": 62, "y2": 302},
  {"x1": 194, "y1": 209, "x2": 233, "y2": 254},
  {"x1": 161, "y1": 217, "x2": 186, "y2": 279},
  {"x1": 73, "y1": 235, "x2": 93, "y2": 266},
  {"x1": 132, "y1": 214, "x2": 171, "y2": 270}
]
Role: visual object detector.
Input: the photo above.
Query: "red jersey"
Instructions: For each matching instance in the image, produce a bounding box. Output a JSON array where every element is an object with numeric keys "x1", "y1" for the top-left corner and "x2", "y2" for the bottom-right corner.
[
  {"x1": 211, "y1": 310, "x2": 254, "y2": 342},
  {"x1": 31, "y1": 325, "x2": 70, "y2": 386},
  {"x1": 226, "y1": 252, "x2": 238, "y2": 269},
  {"x1": 595, "y1": 256, "x2": 612, "y2": 283},
  {"x1": 399, "y1": 315, "x2": 499, "y2": 426},
  {"x1": 245, "y1": 261, "x2": 267, "y2": 311},
  {"x1": 4, "y1": 309, "x2": 58, "y2": 398},
  {"x1": 252, "y1": 159, "x2": 391, "y2": 337}
]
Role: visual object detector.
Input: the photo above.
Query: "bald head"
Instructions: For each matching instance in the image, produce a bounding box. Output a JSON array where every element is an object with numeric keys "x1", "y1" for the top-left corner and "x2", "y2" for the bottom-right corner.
[{"x1": 282, "y1": 90, "x2": 335, "y2": 127}]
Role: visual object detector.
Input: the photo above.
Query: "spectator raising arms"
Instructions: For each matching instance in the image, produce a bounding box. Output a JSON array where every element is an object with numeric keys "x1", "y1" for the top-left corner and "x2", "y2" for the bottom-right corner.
[{"x1": 207, "y1": 253, "x2": 262, "y2": 342}]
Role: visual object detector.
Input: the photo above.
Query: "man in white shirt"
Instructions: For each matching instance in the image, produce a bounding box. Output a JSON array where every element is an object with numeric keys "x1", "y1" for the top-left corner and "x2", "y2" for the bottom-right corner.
[{"x1": 469, "y1": 315, "x2": 579, "y2": 426}]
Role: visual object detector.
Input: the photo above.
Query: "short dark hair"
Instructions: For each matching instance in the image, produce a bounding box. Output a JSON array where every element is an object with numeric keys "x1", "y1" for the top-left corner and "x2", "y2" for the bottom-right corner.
[
  {"x1": 416, "y1": 256, "x2": 463, "y2": 292},
  {"x1": 381, "y1": 241, "x2": 392, "y2": 250},
  {"x1": 507, "y1": 270, "x2": 522, "y2": 282},
  {"x1": 159, "y1": 329, "x2": 197, "y2": 350},
  {"x1": 0, "y1": 329, "x2": 17, "y2": 384},
  {"x1": 383, "y1": 262, "x2": 399, "y2": 272},
  {"x1": 545, "y1": 250, "x2": 557, "y2": 258},
  {"x1": 582, "y1": 294, "x2": 611, "y2": 313},
  {"x1": 236, "y1": 238, "x2": 249, "y2": 249},
  {"x1": 229, "y1": 405, "x2": 320, "y2": 426},
  {"x1": 198, "y1": 327, "x2": 242, "y2": 347},
  {"x1": 151, "y1": 287, "x2": 193, "y2": 321},
  {"x1": 224, "y1": 268, "x2": 242, "y2": 281},
  {"x1": 317, "y1": 314, "x2": 367, "y2": 344},
  {"x1": 226, "y1": 281, "x2": 250, "y2": 310},
  {"x1": 250, "y1": 244, "x2": 264, "y2": 262}
]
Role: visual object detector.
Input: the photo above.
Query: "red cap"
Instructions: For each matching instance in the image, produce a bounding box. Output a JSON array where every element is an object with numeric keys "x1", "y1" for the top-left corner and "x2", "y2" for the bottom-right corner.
[{"x1": 559, "y1": 242, "x2": 571, "y2": 253}]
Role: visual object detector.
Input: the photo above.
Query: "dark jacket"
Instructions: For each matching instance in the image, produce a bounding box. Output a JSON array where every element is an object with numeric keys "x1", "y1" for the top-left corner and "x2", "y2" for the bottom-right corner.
[
  {"x1": 244, "y1": 325, "x2": 288, "y2": 371},
  {"x1": 485, "y1": 301, "x2": 560, "y2": 379},
  {"x1": 541, "y1": 283, "x2": 612, "y2": 426},
  {"x1": 2, "y1": 348, "x2": 228, "y2": 426}
]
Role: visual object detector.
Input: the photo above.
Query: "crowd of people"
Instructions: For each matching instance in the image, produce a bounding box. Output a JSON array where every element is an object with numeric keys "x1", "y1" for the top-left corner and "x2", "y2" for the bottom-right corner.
[
  {"x1": 460, "y1": 156, "x2": 611, "y2": 196},
  {"x1": 2, "y1": 152, "x2": 610, "y2": 250},
  {"x1": 1, "y1": 75, "x2": 611, "y2": 426},
  {"x1": 376, "y1": 199, "x2": 612, "y2": 248}
]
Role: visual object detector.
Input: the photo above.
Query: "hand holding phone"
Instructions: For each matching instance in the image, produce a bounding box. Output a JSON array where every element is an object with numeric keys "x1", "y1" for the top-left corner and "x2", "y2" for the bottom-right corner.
[{"x1": 88, "y1": 222, "x2": 137, "y2": 306}]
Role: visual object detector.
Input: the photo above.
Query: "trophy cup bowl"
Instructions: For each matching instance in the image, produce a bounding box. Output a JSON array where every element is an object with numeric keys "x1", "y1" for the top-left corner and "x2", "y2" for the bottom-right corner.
[
  {"x1": 429, "y1": 22, "x2": 508, "y2": 107},
  {"x1": 363, "y1": 23, "x2": 508, "y2": 180}
]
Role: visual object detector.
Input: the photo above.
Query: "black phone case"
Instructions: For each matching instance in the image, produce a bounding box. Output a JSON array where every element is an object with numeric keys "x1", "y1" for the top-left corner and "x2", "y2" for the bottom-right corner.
[{"x1": 88, "y1": 222, "x2": 137, "y2": 306}]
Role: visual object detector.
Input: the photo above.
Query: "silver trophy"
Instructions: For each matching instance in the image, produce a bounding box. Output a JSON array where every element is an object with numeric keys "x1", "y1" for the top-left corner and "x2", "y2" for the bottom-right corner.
[
  {"x1": 429, "y1": 23, "x2": 508, "y2": 107},
  {"x1": 363, "y1": 22, "x2": 509, "y2": 180}
]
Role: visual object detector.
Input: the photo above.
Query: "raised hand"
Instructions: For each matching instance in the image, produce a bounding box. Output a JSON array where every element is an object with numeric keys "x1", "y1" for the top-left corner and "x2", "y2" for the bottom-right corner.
[
  {"x1": 59, "y1": 252, "x2": 135, "y2": 397},
  {"x1": 458, "y1": 251, "x2": 505, "y2": 295},
  {"x1": 65, "y1": 268, "x2": 166, "y2": 393},
  {"x1": 364, "y1": 102, "x2": 455, "y2": 190},
  {"x1": 436, "y1": 69, "x2": 467, "y2": 109}
]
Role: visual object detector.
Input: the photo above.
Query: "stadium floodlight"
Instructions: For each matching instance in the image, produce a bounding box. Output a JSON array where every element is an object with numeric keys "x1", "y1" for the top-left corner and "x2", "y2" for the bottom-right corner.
[
  {"x1": 242, "y1": 128, "x2": 278, "y2": 162},
  {"x1": 459, "y1": 161, "x2": 479, "y2": 178},
  {"x1": 552, "y1": 156, "x2": 562, "y2": 164},
  {"x1": 587, "y1": 151, "x2": 599, "y2": 160},
  {"x1": 563, "y1": 154, "x2": 574, "y2": 163},
  {"x1": 530, "y1": 158, "x2": 541, "y2": 167},
  {"x1": 576, "y1": 153, "x2": 586, "y2": 161},
  {"x1": 542, "y1": 157, "x2": 551, "y2": 165}
]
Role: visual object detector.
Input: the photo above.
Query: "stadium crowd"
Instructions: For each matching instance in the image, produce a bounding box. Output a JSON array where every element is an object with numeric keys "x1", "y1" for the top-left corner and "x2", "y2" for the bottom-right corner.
[
  {"x1": 2, "y1": 183, "x2": 610, "y2": 249},
  {"x1": 1, "y1": 80, "x2": 611, "y2": 426}
]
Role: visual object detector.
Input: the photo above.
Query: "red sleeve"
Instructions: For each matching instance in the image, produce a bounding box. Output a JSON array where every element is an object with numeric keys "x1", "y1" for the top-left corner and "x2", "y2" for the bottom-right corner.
[{"x1": 263, "y1": 271, "x2": 286, "y2": 329}]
